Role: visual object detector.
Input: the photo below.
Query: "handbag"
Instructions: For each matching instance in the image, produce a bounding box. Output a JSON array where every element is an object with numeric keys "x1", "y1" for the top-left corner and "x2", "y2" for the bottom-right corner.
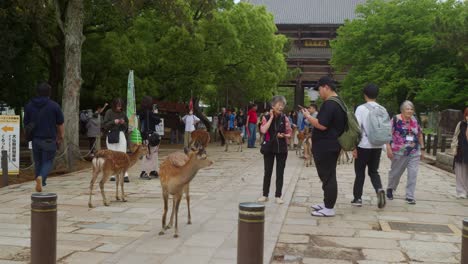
[
  {"x1": 148, "y1": 133, "x2": 161, "y2": 147},
  {"x1": 107, "y1": 129, "x2": 120, "y2": 144}
]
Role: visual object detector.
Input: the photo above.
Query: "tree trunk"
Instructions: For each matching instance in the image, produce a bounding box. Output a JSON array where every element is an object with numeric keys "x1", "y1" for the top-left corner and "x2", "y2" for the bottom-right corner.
[
  {"x1": 193, "y1": 97, "x2": 212, "y2": 131},
  {"x1": 62, "y1": 0, "x2": 84, "y2": 162}
]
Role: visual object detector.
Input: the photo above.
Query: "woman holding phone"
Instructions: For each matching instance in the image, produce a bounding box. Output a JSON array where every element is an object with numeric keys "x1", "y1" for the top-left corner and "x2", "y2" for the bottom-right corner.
[
  {"x1": 103, "y1": 98, "x2": 130, "y2": 182},
  {"x1": 257, "y1": 96, "x2": 292, "y2": 204}
]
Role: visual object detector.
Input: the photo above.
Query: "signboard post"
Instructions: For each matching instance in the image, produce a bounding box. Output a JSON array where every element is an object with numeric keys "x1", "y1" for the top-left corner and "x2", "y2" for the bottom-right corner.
[{"x1": 0, "y1": 115, "x2": 20, "y2": 175}]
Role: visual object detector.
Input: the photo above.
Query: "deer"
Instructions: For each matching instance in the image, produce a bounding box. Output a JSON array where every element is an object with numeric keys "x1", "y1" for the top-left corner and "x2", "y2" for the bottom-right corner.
[
  {"x1": 158, "y1": 146, "x2": 213, "y2": 238},
  {"x1": 188, "y1": 130, "x2": 211, "y2": 149},
  {"x1": 220, "y1": 129, "x2": 243, "y2": 152},
  {"x1": 88, "y1": 144, "x2": 148, "y2": 208},
  {"x1": 296, "y1": 131, "x2": 306, "y2": 156},
  {"x1": 303, "y1": 135, "x2": 313, "y2": 167}
]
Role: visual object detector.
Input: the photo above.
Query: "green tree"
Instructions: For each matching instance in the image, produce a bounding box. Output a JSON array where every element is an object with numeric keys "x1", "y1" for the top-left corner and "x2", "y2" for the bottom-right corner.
[{"x1": 331, "y1": 0, "x2": 468, "y2": 113}]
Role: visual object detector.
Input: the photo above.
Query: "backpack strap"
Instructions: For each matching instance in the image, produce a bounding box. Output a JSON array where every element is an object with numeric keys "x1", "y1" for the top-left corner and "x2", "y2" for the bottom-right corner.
[{"x1": 327, "y1": 96, "x2": 348, "y2": 113}]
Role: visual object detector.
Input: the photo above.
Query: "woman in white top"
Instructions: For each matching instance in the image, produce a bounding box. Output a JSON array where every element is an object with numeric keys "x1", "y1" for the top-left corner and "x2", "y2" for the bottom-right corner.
[{"x1": 182, "y1": 110, "x2": 200, "y2": 148}]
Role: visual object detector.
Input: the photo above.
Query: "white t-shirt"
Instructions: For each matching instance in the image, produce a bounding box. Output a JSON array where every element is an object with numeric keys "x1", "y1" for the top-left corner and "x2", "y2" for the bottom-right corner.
[
  {"x1": 355, "y1": 102, "x2": 386, "y2": 149},
  {"x1": 183, "y1": 114, "x2": 200, "y2": 132}
]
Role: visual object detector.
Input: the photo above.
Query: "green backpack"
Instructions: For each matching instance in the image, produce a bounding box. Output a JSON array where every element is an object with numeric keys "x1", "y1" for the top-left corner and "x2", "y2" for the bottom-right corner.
[{"x1": 327, "y1": 97, "x2": 361, "y2": 151}]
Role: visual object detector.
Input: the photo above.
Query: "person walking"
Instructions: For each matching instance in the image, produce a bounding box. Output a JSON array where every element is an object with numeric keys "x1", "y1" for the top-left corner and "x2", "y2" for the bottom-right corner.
[
  {"x1": 24, "y1": 82, "x2": 64, "y2": 192},
  {"x1": 182, "y1": 109, "x2": 200, "y2": 149},
  {"x1": 351, "y1": 84, "x2": 390, "y2": 208},
  {"x1": 302, "y1": 76, "x2": 346, "y2": 217},
  {"x1": 236, "y1": 109, "x2": 247, "y2": 141},
  {"x1": 386, "y1": 100, "x2": 424, "y2": 204},
  {"x1": 218, "y1": 108, "x2": 228, "y2": 146},
  {"x1": 451, "y1": 106, "x2": 468, "y2": 199},
  {"x1": 86, "y1": 103, "x2": 108, "y2": 157},
  {"x1": 257, "y1": 96, "x2": 292, "y2": 204},
  {"x1": 138, "y1": 96, "x2": 161, "y2": 179},
  {"x1": 246, "y1": 104, "x2": 258, "y2": 148},
  {"x1": 228, "y1": 109, "x2": 236, "y2": 131},
  {"x1": 103, "y1": 98, "x2": 130, "y2": 182}
]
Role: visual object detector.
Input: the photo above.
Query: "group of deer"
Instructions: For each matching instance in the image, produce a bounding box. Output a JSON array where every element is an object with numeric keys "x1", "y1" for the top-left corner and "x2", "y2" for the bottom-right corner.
[{"x1": 88, "y1": 130, "x2": 213, "y2": 238}]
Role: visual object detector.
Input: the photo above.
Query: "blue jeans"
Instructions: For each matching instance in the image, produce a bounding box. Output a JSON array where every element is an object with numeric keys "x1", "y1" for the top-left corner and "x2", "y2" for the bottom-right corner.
[
  {"x1": 248, "y1": 123, "x2": 257, "y2": 147},
  {"x1": 32, "y1": 138, "x2": 57, "y2": 185}
]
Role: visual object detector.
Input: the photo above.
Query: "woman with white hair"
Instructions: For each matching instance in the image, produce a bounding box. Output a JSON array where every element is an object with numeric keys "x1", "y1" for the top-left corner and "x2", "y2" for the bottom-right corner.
[
  {"x1": 258, "y1": 96, "x2": 292, "y2": 204},
  {"x1": 386, "y1": 100, "x2": 425, "y2": 204}
]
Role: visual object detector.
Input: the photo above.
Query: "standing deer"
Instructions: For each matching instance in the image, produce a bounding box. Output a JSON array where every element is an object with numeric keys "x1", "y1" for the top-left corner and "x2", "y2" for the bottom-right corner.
[
  {"x1": 303, "y1": 135, "x2": 313, "y2": 167},
  {"x1": 159, "y1": 146, "x2": 213, "y2": 238},
  {"x1": 88, "y1": 144, "x2": 148, "y2": 208},
  {"x1": 188, "y1": 130, "x2": 211, "y2": 149},
  {"x1": 220, "y1": 130, "x2": 243, "y2": 152}
]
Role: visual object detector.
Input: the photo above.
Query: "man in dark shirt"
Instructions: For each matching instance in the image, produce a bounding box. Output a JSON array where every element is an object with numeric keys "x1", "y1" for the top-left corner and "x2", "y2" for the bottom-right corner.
[
  {"x1": 24, "y1": 82, "x2": 65, "y2": 192},
  {"x1": 302, "y1": 76, "x2": 346, "y2": 217}
]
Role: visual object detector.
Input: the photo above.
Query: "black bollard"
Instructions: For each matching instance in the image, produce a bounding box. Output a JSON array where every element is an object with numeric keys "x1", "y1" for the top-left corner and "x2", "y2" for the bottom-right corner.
[
  {"x1": 31, "y1": 193, "x2": 57, "y2": 264},
  {"x1": 1, "y1": 150, "x2": 7, "y2": 187},
  {"x1": 462, "y1": 218, "x2": 468, "y2": 264},
  {"x1": 237, "y1": 202, "x2": 265, "y2": 264}
]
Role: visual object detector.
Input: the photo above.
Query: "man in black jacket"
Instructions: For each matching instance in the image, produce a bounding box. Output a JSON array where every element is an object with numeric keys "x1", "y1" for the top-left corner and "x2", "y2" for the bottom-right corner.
[{"x1": 24, "y1": 82, "x2": 64, "y2": 192}]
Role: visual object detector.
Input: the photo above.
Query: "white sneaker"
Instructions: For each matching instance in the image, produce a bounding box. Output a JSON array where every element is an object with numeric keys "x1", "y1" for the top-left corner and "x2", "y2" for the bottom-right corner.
[
  {"x1": 275, "y1": 197, "x2": 284, "y2": 204},
  {"x1": 457, "y1": 194, "x2": 467, "y2": 199},
  {"x1": 257, "y1": 196, "x2": 268, "y2": 202}
]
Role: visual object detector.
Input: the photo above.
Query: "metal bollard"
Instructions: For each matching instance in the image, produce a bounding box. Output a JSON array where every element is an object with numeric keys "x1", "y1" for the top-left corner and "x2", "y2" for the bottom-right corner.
[
  {"x1": 1, "y1": 150, "x2": 7, "y2": 187},
  {"x1": 462, "y1": 218, "x2": 468, "y2": 264},
  {"x1": 433, "y1": 135, "x2": 438, "y2": 156},
  {"x1": 31, "y1": 193, "x2": 57, "y2": 264},
  {"x1": 237, "y1": 202, "x2": 265, "y2": 264},
  {"x1": 427, "y1": 134, "x2": 432, "y2": 154}
]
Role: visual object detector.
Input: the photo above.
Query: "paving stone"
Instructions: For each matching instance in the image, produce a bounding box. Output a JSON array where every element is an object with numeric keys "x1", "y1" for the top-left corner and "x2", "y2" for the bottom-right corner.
[
  {"x1": 0, "y1": 246, "x2": 28, "y2": 260},
  {"x1": 362, "y1": 249, "x2": 406, "y2": 262},
  {"x1": 74, "y1": 228, "x2": 144, "y2": 238},
  {"x1": 302, "y1": 258, "x2": 353, "y2": 264},
  {"x1": 357, "y1": 230, "x2": 411, "y2": 240},
  {"x1": 278, "y1": 234, "x2": 309, "y2": 244},
  {"x1": 400, "y1": 240, "x2": 459, "y2": 253},
  {"x1": 59, "y1": 251, "x2": 111, "y2": 264},
  {"x1": 183, "y1": 232, "x2": 228, "y2": 248},
  {"x1": 0, "y1": 237, "x2": 29, "y2": 247},
  {"x1": 95, "y1": 243, "x2": 124, "y2": 253},
  {"x1": 282, "y1": 225, "x2": 356, "y2": 237},
  {"x1": 316, "y1": 237, "x2": 398, "y2": 249}
]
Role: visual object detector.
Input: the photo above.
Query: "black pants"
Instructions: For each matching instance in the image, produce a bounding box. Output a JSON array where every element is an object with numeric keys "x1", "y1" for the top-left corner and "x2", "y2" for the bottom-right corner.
[
  {"x1": 263, "y1": 152, "x2": 288, "y2": 197},
  {"x1": 313, "y1": 150, "x2": 340, "y2": 209},
  {"x1": 353, "y1": 147, "x2": 383, "y2": 199},
  {"x1": 88, "y1": 137, "x2": 96, "y2": 152},
  {"x1": 218, "y1": 129, "x2": 226, "y2": 145}
]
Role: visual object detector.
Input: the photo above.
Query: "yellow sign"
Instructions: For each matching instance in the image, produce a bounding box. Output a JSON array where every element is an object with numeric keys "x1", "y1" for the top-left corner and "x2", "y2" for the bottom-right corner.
[
  {"x1": 0, "y1": 115, "x2": 20, "y2": 175},
  {"x1": 304, "y1": 40, "x2": 328, "y2": 47}
]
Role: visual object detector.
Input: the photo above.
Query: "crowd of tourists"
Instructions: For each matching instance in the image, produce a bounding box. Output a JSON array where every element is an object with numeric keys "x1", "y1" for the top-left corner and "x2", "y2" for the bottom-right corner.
[{"x1": 23, "y1": 79, "x2": 468, "y2": 215}]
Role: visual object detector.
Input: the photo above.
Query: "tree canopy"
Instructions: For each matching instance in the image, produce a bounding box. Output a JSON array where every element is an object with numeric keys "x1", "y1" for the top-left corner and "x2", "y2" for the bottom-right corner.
[
  {"x1": 1, "y1": 0, "x2": 288, "y2": 112},
  {"x1": 331, "y1": 0, "x2": 468, "y2": 113}
]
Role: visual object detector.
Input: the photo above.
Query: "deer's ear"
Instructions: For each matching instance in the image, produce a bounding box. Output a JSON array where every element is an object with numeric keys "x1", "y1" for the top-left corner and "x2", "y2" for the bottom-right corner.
[{"x1": 183, "y1": 147, "x2": 189, "y2": 155}]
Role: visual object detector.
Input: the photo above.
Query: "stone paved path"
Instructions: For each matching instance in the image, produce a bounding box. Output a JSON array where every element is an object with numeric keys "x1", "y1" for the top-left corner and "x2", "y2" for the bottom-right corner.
[
  {"x1": 0, "y1": 145, "x2": 466, "y2": 264},
  {"x1": 0, "y1": 144, "x2": 303, "y2": 264},
  {"x1": 272, "y1": 154, "x2": 468, "y2": 264}
]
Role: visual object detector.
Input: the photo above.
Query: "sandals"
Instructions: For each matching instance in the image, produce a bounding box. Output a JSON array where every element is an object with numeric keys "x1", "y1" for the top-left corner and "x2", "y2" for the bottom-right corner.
[
  {"x1": 311, "y1": 208, "x2": 336, "y2": 217},
  {"x1": 310, "y1": 203, "x2": 324, "y2": 211}
]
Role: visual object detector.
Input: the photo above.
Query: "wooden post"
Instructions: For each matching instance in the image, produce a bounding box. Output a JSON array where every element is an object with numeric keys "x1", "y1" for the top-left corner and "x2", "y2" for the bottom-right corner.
[
  {"x1": 1, "y1": 150, "x2": 8, "y2": 187},
  {"x1": 427, "y1": 134, "x2": 432, "y2": 154},
  {"x1": 441, "y1": 136, "x2": 447, "y2": 153},
  {"x1": 433, "y1": 135, "x2": 439, "y2": 156}
]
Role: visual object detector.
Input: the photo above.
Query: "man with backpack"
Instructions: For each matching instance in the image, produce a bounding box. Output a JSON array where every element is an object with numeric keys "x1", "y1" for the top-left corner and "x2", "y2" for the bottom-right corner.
[
  {"x1": 351, "y1": 84, "x2": 391, "y2": 209},
  {"x1": 301, "y1": 76, "x2": 348, "y2": 217}
]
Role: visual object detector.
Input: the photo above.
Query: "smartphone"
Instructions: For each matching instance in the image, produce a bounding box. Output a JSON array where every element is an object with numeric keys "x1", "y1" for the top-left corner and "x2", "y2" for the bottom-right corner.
[{"x1": 297, "y1": 105, "x2": 305, "y2": 110}]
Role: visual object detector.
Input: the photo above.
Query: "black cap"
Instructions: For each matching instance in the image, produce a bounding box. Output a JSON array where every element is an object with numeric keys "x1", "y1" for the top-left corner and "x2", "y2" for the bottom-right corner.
[{"x1": 314, "y1": 76, "x2": 336, "y2": 91}]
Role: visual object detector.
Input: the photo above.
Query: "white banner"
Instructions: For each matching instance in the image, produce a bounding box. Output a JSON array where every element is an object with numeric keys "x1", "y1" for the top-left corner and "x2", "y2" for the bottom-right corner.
[{"x1": 0, "y1": 115, "x2": 20, "y2": 175}]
